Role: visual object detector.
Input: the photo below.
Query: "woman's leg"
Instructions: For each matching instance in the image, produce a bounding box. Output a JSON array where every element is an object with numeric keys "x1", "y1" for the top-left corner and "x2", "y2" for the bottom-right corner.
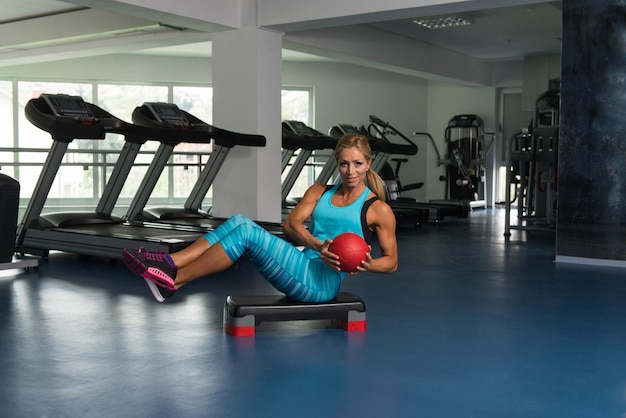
[
  {"x1": 174, "y1": 242, "x2": 233, "y2": 288},
  {"x1": 173, "y1": 214, "x2": 278, "y2": 288},
  {"x1": 206, "y1": 215, "x2": 343, "y2": 302},
  {"x1": 122, "y1": 215, "x2": 255, "y2": 297},
  {"x1": 171, "y1": 215, "x2": 342, "y2": 301},
  {"x1": 125, "y1": 214, "x2": 342, "y2": 302},
  {"x1": 170, "y1": 215, "x2": 256, "y2": 268},
  {"x1": 169, "y1": 237, "x2": 210, "y2": 268}
]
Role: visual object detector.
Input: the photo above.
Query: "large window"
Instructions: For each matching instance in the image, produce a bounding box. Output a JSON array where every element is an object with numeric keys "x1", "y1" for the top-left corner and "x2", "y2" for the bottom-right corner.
[
  {"x1": 281, "y1": 89, "x2": 311, "y2": 123},
  {"x1": 0, "y1": 81, "x2": 311, "y2": 216}
]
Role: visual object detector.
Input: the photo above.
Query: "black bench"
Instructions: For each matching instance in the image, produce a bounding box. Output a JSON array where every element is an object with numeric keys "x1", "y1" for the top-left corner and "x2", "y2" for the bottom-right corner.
[{"x1": 223, "y1": 292, "x2": 366, "y2": 336}]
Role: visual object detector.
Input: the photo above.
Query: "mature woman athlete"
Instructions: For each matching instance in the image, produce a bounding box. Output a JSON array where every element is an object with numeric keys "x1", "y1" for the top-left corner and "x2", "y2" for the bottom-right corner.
[{"x1": 122, "y1": 133, "x2": 398, "y2": 302}]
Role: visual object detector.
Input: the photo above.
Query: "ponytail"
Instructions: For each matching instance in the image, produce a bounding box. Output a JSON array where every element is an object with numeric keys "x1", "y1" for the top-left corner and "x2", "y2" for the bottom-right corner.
[{"x1": 366, "y1": 167, "x2": 387, "y2": 202}]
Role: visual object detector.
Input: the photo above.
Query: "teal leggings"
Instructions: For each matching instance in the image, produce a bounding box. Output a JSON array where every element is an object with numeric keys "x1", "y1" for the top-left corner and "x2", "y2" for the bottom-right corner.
[{"x1": 203, "y1": 214, "x2": 344, "y2": 302}]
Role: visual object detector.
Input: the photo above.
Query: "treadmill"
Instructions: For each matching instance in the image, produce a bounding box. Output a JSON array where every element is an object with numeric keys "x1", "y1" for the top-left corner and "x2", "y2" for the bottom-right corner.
[
  {"x1": 16, "y1": 94, "x2": 242, "y2": 259},
  {"x1": 282, "y1": 126, "x2": 311, "y2": 174},
  {"x1": 127, "y1": 103, "x2": 285, "y2": 236},
  {"x1": 281, "y1": 120, "x2": 338, "y2": 208}
]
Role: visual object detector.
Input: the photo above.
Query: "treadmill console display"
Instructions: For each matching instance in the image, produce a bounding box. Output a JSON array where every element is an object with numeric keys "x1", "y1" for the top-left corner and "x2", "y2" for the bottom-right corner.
[
  {"x1": 143, "y1": 102, "x2": 190, "y2": 128},
  {"x1": 41, "y1": 94, "x2": 94, "y2": 118},
  {"x1": 283, "y1": 120, "x2": 326, "y2": 137},
  {"x1": 283, "y1": 120, "x2": 309, "y2": 135}
]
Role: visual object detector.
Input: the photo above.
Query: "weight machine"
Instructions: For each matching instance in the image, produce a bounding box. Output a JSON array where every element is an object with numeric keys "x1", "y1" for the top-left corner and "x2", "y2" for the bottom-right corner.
[
  {"x1": 442, "y1": 115, "x2": 490, "y2": 209},
  {"x1": 416, "y1": 114, "x2": 494, "y2": 210},
  {"x1": 504, "y1": 89, "x2": 559, "y2": 236}
]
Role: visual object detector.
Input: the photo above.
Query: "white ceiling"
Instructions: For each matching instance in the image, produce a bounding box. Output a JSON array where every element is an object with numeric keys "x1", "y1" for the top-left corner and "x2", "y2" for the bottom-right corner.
[
  {"x1": 1, "y1": 0, "x2": 80, "y2": 22},
  {"x1": 0, "y1": 0, "x2": 562, "y2": 78},
  {"x1": 369, "y1": 2, "x2": 562, "y2": 63}
]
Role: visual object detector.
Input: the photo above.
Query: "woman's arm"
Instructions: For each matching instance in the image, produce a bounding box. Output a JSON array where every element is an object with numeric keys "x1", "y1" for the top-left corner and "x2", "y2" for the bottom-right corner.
[
  {"x1": 363, "y1": 200, "x2": 398, "y2": 274},
  {"x1": 283, "y1": 183, "x2": 328, "y2": 251}
]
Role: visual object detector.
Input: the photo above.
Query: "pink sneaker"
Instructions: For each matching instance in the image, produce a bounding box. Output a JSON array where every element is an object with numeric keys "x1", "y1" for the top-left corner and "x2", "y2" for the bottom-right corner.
[{"x1": 122, "y1": 247, "x2": 178, "y2": 302}]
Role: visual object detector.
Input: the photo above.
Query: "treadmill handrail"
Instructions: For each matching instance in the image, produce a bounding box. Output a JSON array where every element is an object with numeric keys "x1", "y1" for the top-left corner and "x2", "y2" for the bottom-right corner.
[
  {"x1": 413, "y1": 131, "x2": 444, "y2": 163},
  {"x1": 206, "y1": 125, "x2": 266, "y2": 148},
  {"x1": 369, "y1": 114, "x2": 389, "y2": 128},
  {"x1": 282, "y1": 128, "x2": 336, "y2": 151},
  {"x1": 132, "y1": 104, "x2": 266, "y2": 148},
  {"x1": 282, "y1": 121, "x2": 337, "y2": 150},
  {"x1": 367, "y1": 121, "x2": 418, "y2": 156}
]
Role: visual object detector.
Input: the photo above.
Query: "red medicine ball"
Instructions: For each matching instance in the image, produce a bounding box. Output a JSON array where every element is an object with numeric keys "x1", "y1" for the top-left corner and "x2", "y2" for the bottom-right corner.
[{"x1": 328, "y1": 232, "x2": 369, "y2": 273}]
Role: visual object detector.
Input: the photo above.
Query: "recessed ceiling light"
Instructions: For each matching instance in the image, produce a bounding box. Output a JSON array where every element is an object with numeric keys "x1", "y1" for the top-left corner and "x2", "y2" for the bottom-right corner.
[{"x1": 413, "y1": 13, "x2": 474, "y2": 29}]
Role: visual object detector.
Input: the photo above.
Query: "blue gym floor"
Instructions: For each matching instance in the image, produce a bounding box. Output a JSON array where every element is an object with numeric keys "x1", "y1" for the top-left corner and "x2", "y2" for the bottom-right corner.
[{"x1": 1, "y1": 209, "x2": 625, "y2": 418}]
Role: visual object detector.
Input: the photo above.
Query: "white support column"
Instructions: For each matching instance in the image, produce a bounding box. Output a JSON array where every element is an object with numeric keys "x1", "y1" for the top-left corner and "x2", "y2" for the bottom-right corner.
[{"x1": 211, "y1": 26, "x2": 283, "y2": 223}]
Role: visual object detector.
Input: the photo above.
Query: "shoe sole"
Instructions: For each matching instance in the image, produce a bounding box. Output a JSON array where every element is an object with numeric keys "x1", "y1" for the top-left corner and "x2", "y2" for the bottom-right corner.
[
  {"x1": 143, "y1": 278, "x2": 166, "y2": 303},
  {"x1": 122, "y1": 249, "x2": 176, "y2": 290}
]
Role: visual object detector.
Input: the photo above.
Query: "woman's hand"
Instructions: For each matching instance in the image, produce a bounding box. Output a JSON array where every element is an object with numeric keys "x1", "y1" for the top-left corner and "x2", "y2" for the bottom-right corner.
[
  {"x1": 353, "y1": 247, "x2": 372, "y2": 274},
  {"x1": 319, "y1": 239, "x2": 341, "y2": 271}
]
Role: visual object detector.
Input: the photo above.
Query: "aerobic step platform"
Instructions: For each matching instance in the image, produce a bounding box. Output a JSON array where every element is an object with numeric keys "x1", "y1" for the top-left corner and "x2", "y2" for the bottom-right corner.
[{"x1": 223, "y1": 291, "x2": 366, "y2": 337}]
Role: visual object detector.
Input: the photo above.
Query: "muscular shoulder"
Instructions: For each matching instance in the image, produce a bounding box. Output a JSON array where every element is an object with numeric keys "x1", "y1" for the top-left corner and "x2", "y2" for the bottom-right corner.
[
  {"x1": 285, "y1": 183, "x2": 329, "y2": 231},
  {"x1": 301, "y1": 183, "x2": 329, "y2": 202},
  {"x1": 309, "y1": 183, "x2": 330, "y2": 196},
  {"x1": 370, "y1": 199, "x2": 394, "y2": 216},
  {"x1": 367, "y1": 199, "x2": 396, "y2": 227}
]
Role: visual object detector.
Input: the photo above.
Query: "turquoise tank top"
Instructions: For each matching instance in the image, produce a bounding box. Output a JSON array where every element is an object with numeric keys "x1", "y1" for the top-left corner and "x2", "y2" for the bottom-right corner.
[{"x1": 303, "y1": 184, "x2": 372, "y2": 262}]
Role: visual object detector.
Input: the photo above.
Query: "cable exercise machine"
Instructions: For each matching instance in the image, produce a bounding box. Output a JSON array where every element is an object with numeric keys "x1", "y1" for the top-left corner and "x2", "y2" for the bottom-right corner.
[
  {"x1": 421, "y1": 115, "x2": 495, "y2": 210},
  {"x1": 504, "y1": 89, "x2": 559, "y2": 237}
]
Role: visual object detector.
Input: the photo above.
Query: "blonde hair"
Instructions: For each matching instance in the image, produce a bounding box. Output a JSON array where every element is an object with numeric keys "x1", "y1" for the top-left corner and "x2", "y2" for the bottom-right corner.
[{"x1": 333, "y1": 133, "x2": 387, "y2": 202}]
